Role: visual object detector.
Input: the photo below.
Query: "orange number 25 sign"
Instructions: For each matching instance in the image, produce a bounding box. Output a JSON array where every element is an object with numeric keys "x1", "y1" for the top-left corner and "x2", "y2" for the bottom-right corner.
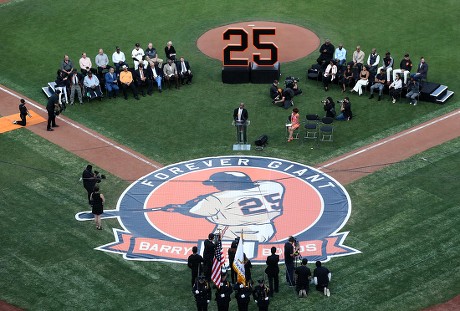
[{"x1": 223, "y1": 28, "x2": 278, "y2": 66}]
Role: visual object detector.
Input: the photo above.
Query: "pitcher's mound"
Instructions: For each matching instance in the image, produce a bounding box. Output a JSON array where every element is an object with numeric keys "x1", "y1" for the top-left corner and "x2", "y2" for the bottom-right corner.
[{"x1": 197, "y1": 21, "x2": 320, "y2": 63}]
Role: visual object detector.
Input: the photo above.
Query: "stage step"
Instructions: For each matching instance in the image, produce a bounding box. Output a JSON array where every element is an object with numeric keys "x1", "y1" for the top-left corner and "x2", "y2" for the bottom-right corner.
[
  {"x1": 47, "y1": 82, "x2": 57, "y2": 92},
  {"x1": 430, "y1": 85, "x2": 448, "y2": 99},
  {"x1": 42, "y1": 87, "x2": 53, "y2": 98},
  {"x1": 436, "y1": 90, "x2": 454, "y2": 103}
]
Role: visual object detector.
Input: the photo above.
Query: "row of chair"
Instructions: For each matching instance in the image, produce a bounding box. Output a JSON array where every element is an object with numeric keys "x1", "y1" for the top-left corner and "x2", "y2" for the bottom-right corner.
[{"x1": 285, "y1": 115, "x2": 334, "y2": 142}]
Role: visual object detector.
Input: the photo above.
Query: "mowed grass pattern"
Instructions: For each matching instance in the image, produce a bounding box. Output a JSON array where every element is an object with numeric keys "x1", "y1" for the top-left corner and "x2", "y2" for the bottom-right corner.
[{"x1": 0, "y1": 0, "x2": 459, "y2": 310}]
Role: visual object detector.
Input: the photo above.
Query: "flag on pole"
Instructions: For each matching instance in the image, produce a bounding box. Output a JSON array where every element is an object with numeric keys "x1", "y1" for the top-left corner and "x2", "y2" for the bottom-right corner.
[
  {"x1": 232, "y1": 233, "x2": 246, "y2": 285},
  {"x1": 211, "y1": 234, "x2": 225, "y2": 288}
]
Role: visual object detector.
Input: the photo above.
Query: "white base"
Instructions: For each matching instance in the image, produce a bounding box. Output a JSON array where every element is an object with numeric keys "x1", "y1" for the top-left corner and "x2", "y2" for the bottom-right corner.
[{"x1": 233, "y1": 144, "x2": 251, "y2": 151}]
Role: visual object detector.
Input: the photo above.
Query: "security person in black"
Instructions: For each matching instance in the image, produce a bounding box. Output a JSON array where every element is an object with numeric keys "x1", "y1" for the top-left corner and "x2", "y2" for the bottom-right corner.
[
  {"x1": 203, "y1": 233, "x2": 215, "y2": 281},
  {"x1": 234, "y1": 281, "x2": 252, "y2": 311},
  {"x1": 46, "y1": 89, "x2": 60, "y2": 131},
  {"x1": 82, "y1": 165, "x2": 101, "y2": 205},
  {"x1": 193, "y1": 275, "x2": 211, "y2": 311},
  {"x1": 13, "y1": 99, "x2": 30, "y2": 126},
  {"x1": 253, "y1": 279, "x2": 270, "y2": 311},
  {"x1": 215, "y1": 272, "x2": 233, "y2": 311},
  {"x1": 188, "y1": 246, "x2": 204, "y2": 287}
]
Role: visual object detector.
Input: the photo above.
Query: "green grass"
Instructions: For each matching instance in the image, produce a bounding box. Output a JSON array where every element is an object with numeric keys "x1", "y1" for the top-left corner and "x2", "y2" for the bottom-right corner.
[{"x1": 1, "y1": 0, "x2": 460, "y2": 310}]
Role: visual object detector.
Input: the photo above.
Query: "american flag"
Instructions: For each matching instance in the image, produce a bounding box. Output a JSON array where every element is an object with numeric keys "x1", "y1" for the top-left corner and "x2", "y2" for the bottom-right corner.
[{"x1": 211, "y1": 235, "x2": 225, "y2": 288}]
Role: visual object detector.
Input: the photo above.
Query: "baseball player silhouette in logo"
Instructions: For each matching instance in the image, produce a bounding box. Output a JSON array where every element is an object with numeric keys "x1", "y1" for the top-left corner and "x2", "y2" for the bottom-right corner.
[{"x1": 146, "y1": 171, "x2": 285, "y2": 242}]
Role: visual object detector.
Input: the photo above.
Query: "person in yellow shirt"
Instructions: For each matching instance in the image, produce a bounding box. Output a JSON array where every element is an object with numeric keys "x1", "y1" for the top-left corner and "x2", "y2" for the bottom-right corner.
[{"x1": 119, "y1": 65, "x2": 140, "y2": 100}]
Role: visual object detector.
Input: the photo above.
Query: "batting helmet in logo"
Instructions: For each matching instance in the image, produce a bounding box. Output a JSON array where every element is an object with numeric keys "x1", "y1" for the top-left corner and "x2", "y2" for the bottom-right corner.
[{"x1": 202, "y1": 171, "x2": 255, "y2": 190}]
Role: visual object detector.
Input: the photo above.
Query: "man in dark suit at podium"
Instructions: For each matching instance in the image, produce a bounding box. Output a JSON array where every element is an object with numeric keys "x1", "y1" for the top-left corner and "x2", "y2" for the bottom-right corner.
[{"x1": 233, "y1": 103, "x2": 248, "y2": 143}]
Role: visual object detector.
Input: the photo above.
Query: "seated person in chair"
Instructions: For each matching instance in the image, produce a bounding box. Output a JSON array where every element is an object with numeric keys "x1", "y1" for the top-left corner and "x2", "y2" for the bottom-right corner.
[
  {"x1": 334, "y1": 43, "x2": 347, "y2": 68},
  {"x1": 148, "y1": 62, "x2": 163, "y2": 93},
  {"x1": 145, "y1": 42, "x2": 163, "y2": 68},
  {"x1": 349, "y1": 46, "x2": 365, "y2": 72},
  {"x1": 79, "y1": 52, "x2": 94, "y2": 75},
  {"x1": 287, "y1": 107, "x2": 300, "y2": 142},
  {"x1": 119, "y1": 65, "x2": 140, "y2": 100},
  {"x1": 132, "y1": 43, "x2": 148, "y2": 70},
  {"x1": 351, "y1": 66, "x2": 369, "y2": 96},
  {"x1": 177, "y1": 57, "x2": 193, "y2": 85},
  {"x1": 104, "y1": 67, "x2": 119, "y2": 99},
  {"x1": 377, "y1": 52, "x2": 393, "y2": 82},
  {"x1": 270, "y1": 80, "x2": 283, "y2": 102},
  {"x1": 323, "y1": 60, "x2": 337, "y2": 91},
  {"x1": 83, "y1": 71, "x2": 103, "y2": 100},
  {"x1": 163, "y1": 59, "x2": 180, "y2": 89},
  {"x1": 134, "y1": 63, "x2": 149, "y2": 96},
  {"x1": 60, "y1": 55, "x2": 74, "y2": 76},
  {"x1": 164, "y1": 41, "x2": 177, "y2": 61},
  {"x1": 366, "y1": 48, "x2": 380, "y2": 76},
  {"x1": 55, "y1": 69, "x2": 69, "y2": 105},
  {"x1": 411, "y1": 57, "x2": 428, "y2": 81},
  {"x1": 406, "y1": 77, "x2": 420, "y2": 105},
  {"x1": 368, "y1": 68, "x2": 387, "y2": 101},
  {"x1": 69, "y1": 69, "x2": 83, "y2": 105},
  {"x1": 341, "y1": 64, "x2": 355, "y2": 93},
  {"x1": 389, "y1": 73, "x2": 403, "y2": 103}
]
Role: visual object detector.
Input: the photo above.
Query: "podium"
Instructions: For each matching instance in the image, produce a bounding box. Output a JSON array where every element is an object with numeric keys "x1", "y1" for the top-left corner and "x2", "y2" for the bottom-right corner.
[{"x1": 232, "y1": 120, "x2": 251, "y2": 151}]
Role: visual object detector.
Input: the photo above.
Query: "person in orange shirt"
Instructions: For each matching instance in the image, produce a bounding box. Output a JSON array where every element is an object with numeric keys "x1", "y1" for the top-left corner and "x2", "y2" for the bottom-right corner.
[{"x1": 119, "y1": 65, "x2": 140, "y2": 100}]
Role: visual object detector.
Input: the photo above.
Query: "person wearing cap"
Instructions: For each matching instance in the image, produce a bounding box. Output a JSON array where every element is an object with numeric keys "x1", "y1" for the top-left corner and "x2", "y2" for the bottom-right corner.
[
  {"x1": 164, "y1": 40, "x2": 177, "y2": 61},
  {"x1": 334, "y1": 43, "x2": 347, "y2": 68},
  {"x1": 163, "y1": 58, "x2": 180, "y2": 89},
  {"x1": 46, "y1": 89, "x2": 61, "y2": 131},
  {"x1": 316, "y1": 39, "x2": 335, "y2": 70},
  {"x1": 203, "y1": 233, "x2": 215, "y2": 282},
  {"x1": 95, "y1": 48, "x2": 111, "y2": 75},
  {"x1": 215, "y1": 272, "x2": 232, "y2": 311},
  {"x1": 313, "y1": 261, "x2": 331, "y2": 297},
  {"x1": 132, "y1": 43, "x2": 148, "y2": 70},
  {"x1": 253, "y1": 279, "x2": 269, "y2": 311},
  {"x1": 377, "y1": 52, "x2": 394, "y2": 82},
  {"x1": 393, "y1": 53, "x2": 413, "y2": 84},
  {"x1": 119, "y1": 65, "x2": 140, "y2": 100},
  {"x1": 234, "y1": 280, "x2": 252, "y2": 311},
  {"x1": 112, "y1": 46, "x2": 128, "y2": 73},
  {"x1": 13, "y1": 99, "x2": 30, "y2": 126},
  {"x1": 193, "y1": 275, "x2": 211, "y2": 311},
  {"x1": 79, "y1": 52, "x2": 93, "y2": 75},
  {"x1": 188, "y1": 246, "x2": 204, "y2": 287},
  {"x1": 295, "y1": 258, "x2": 311, "y2": 298},
  {"x1": 265, "y1": 247, "x2": 279, "y2": 297}
]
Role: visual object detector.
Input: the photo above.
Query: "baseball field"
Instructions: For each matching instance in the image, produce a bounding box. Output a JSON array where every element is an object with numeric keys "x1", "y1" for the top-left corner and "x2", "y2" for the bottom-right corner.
[{"x1": 0, "y1": 0, "x2": 459, "y2": 310}]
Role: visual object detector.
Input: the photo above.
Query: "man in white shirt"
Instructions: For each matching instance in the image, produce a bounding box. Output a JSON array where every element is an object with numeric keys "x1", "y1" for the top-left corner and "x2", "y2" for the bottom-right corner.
[
  {"x1": 83, "y1": 71, "x2": 102, "y2": 100},
  {"x1": 112, "y1": 46, "x2": 128, "y2": 73},
  {"x1": 148, "y1": 62, "x2": 163, "y2": 93}
]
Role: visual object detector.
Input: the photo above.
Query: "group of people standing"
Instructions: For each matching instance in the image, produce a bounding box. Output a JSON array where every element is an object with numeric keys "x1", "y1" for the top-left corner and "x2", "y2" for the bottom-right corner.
[{"x1": 187, "y1": 234, "x2": 332, "y2": 310}]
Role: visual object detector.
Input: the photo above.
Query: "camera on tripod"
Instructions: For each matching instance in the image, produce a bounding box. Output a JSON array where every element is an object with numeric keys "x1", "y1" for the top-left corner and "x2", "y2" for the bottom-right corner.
[{"x1": 284, "y1": 76, "x2": 299, "y2": 89}]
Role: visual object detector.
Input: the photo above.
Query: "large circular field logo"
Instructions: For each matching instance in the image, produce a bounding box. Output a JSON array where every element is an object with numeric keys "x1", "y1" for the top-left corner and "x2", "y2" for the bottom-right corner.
[{"x1": 76, "y1": 156, "x2": 359, "y2": 263}]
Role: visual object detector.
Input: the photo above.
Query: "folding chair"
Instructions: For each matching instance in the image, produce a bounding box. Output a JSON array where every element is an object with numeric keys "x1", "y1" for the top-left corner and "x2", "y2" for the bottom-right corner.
[
  {"x1": 304, "y1": 114, "x2": 320, "y2": 141},
  {"x1": 319, "y1": 117, "x2": 334, "y2": 142}
]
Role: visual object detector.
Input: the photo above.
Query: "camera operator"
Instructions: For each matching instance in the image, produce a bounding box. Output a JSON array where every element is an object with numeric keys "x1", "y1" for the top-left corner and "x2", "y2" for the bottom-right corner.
[
  {"x1": 322, "y1": 97, "x2": 336, "y2": 118},
  {"x1": 284, "y1": 236, "x2": 297, "y2": 286},
  {"x1": 285, "y1": 76, "x2": 302, "y2": 96},
  {"x1": 336, "y1": 97, "x2": 353, "y2": 121},
  {"x1": 82, "y1": 165, "x2": 105, "y2": 205}
]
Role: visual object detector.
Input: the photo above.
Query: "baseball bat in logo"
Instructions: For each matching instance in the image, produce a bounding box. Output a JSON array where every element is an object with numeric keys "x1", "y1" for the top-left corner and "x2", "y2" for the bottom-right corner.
[{"x1": 75, "y1": 156, "x2": 360, "y2": 264}]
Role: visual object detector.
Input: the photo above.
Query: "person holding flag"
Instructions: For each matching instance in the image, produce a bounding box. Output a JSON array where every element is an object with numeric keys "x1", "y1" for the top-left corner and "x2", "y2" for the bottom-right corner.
[{"x1": 232, "y1": 232, "x2": 246, "y2": 286}]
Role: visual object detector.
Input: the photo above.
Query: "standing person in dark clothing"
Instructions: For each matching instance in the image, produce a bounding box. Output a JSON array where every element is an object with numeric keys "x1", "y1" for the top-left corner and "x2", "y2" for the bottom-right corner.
[
  {"x1": 284, "y1": 236, "x2": 296, "y2": 286},
  {"x1": 234, "y1": 281, "x2": 252, "y2": 311},
  {"x1": 82, "y1": 165, "x2": 101, "y2": 205},
  {"x1": 316, "y1": 39, "x2": 335, "y2": 70},
  {"x1": 203, "y1": 233, "x2": 215, "y2": 281},
  {"x1": 46, "y1": 89, "x2": 61, "y2": 131},
  {"x1": 265, "y1": 246, "x2": 279, "y2": 297},
  {"x1": 313, "y1": 261, "x2": 332, "y2": 297},
  {"x1": 90, "y1": 186, "x2": 105, "y2": 230},
  {"x1": 253, "y1": 279, "x2": 270, "y2": 311},
  {"x1": 193, "y1": 275, "x2": 211, "y2": 311},
  {"x1": 244, "y1": 254, "x2": 253, "y2": 284},
  {"x1": 13, "y1": 99, "x2": 31, "y2": 126},
  {"x1": 228, "y1": 240, "x2": 238, "y2": 284},
  {"x1": 215, "y1": 272, "x2": 233, "y2": 311},
  {"x1": 188, "y1": 246, "x2": 204, "y2": 287},
  {"x1": 295, "y1": 258, "x2": 312, "y2": 298}
]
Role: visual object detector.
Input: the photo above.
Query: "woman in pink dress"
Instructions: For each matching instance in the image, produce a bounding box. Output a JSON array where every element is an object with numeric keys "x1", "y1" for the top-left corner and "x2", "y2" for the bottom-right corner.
[{"x1": 287, "y1": 107, "x2": 300, "y2": 142}]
